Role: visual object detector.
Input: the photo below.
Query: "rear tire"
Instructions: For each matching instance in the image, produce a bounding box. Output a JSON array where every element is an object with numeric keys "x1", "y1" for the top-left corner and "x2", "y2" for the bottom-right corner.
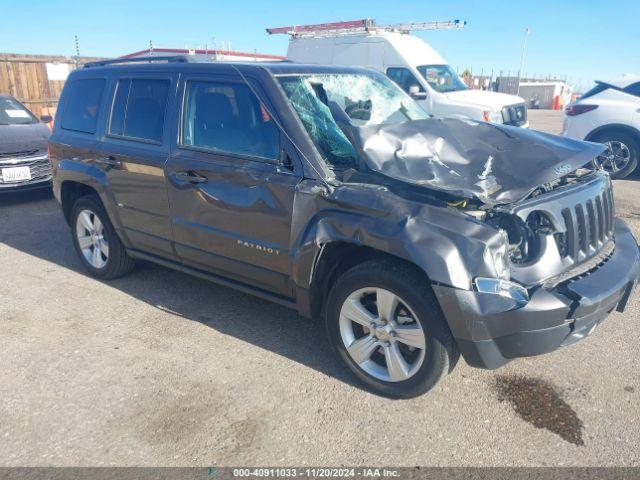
[
  {"x1": 70, "y1": 195, "x2": 135, "y2": 279},
  {"x1": 325, "y1": 259, "x2": 458, "y2": 398},
  {"x1": 592, "y1": 131, "x2": 639, "y2": 179}
]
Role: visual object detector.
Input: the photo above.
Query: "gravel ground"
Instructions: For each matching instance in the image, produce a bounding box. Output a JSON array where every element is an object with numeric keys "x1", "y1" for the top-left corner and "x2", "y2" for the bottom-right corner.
[{"x1": 0, "y1": 113, "x2": 638, "y2": 466}]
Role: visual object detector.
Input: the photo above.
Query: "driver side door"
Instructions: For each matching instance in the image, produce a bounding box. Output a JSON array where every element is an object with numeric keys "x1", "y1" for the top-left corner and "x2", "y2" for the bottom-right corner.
[{"x1": 165, "y1": 73, "x2": 301, "y2": 297}]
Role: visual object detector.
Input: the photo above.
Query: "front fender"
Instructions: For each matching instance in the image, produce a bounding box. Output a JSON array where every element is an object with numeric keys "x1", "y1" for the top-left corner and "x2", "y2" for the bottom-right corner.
[{"x1": 290, "y1": 180, "x2": 501, "y2": 292}]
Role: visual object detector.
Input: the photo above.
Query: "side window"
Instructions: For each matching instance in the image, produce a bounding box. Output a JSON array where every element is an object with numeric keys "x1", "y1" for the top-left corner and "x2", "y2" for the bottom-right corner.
[
  {"x1": 624, "y1": 82, "x2": 640, "y2": 98},
  {"x1": 386, "y1": 68, "x2": 424, "y2": 94},
  {"x1": 181, "y1": 81, "x2": 279, "y2": 161},
  {"x1": 109, "y1": 78, "x2": 170, "y2": 143},
  {"x1": 61, "y1": 78, "x2": 106, "y2": 134},
  {"x1": 580, "y1": 83, "x2": 610, "y2": 100}
]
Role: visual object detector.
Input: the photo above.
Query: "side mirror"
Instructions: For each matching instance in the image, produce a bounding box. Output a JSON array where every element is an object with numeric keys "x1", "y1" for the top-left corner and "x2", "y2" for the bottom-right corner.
[
  {"x1": 40, "y1": 115, "x2": 53, "y2": 124},
  {"x1": 408, "y1": 85, "x2": 427, "y2": 100}
]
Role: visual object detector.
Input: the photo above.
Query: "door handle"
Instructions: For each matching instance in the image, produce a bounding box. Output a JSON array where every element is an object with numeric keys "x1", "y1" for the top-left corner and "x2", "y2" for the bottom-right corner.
[
  {"x1": 173, "y1": 171, "x2": 207, "y2": 184},
  {"x1": 96, "y1": 155, "x2": 121, "y2": 167}
]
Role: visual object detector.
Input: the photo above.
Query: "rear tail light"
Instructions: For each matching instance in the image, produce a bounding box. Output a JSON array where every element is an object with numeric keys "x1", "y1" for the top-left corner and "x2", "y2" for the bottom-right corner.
[{"x1": 565, "y1": 104, "x2": 598, "y2": 116}]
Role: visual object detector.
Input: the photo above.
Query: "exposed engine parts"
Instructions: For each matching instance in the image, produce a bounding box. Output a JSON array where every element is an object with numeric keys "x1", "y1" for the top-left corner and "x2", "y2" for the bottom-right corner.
[{"x1": 487, "y1": 213, "x2": 541, "y2": 264}]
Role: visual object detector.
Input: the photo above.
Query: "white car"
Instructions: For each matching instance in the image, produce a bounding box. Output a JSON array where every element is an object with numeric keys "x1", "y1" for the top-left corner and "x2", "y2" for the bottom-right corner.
[
  {"x1": 282, "y1": 21, "x2": 528, "y2": 127},
  {"x1": 563, "y1": 74, "x2": 640, "y2": 178}
]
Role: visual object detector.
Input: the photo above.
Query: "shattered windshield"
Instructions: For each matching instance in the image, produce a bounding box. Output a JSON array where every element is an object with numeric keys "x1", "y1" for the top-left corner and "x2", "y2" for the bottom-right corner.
[
  {"x1": 417, "y1": 65, "x2": 468, "y2": 93},
  {"x1": 278, "y1": 73, "x2": 428, "y2": 170}
]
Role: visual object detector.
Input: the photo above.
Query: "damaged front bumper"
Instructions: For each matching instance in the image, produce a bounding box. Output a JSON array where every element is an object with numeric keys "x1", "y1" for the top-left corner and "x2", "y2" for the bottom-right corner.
[{"x1": 433, "y1": 219, "x2": 640, "y2": 369}]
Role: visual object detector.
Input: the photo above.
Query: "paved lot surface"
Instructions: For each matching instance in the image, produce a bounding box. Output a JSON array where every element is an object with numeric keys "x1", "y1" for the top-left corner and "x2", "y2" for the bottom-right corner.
[
  {"x1": 1, "y1": 113, "x2": 639, "y2": 466},
  {"x1": 528, "y1": 109, "x2": 565, "y2": 135}
]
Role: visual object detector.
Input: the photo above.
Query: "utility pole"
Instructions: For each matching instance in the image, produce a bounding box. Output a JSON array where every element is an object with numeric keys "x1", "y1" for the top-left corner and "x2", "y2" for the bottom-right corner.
[{"x1": 517, "y1": 27, "x2": 531, "y2": 95}]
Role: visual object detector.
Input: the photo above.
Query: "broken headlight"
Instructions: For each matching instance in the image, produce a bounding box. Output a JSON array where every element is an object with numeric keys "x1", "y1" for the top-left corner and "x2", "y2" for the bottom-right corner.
[
  {"x1": 482, "y1": 229, "x2": 511, "y2": 281},
  {"x1": 474, "y1": 277, "x2": 530, "y2": 306},
  {"x1": 487, "y1": 212, "x2": 550, "y2": 265},
  {"x1": 491, "y1": 237, "x2": 510, "y2": 280},
  {"x1": 480, "y1": 229, "x2": 530, "y2": 306}
]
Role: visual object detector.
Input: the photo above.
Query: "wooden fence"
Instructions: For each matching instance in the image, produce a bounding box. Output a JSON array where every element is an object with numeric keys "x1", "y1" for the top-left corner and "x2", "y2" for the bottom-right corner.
[{"x1": 0, "y1": 53, "x2": 105, "y2": 118}]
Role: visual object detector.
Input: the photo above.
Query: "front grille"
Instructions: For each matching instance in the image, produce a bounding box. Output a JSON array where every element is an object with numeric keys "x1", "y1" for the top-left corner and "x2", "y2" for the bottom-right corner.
[
  {"x1": 543, "y1": 240, "x2": 614, "y2": 289},
  {"x1": 502, "y1": 103, "x2": 528, "y2": 126},
  {"x1": 0, "y1": 154, "x2": 52, "y2": 184},
  {"x1": 560, "y1": 184, "x2": 614, "y2": 262},
  {"x1": 508, "y1": 171, "x2": 615, "y2": 286}
]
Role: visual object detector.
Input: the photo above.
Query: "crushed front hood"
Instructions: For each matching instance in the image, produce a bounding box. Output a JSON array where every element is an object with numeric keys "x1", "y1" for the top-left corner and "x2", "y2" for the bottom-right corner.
[{"x1": 353, "y1": 118, "x2": 606, "y2": 205}]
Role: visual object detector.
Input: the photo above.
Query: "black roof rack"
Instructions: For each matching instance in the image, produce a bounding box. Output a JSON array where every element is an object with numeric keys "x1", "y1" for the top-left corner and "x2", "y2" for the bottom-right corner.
[{"x1": 83, "y1": 55, "x2": 195, "y2": 68}]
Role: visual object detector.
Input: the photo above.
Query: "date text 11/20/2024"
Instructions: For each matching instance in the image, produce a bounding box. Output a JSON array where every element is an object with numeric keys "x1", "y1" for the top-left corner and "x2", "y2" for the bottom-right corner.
[{"x1": 229, "y1": 468, "x2": 400, "y2": 477}]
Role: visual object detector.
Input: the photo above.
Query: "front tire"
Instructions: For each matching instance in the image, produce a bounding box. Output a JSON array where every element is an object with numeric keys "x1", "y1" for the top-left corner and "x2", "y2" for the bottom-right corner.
[
  {"x1": 70, "y1": 195, "x2": 135, "y2": 279},
  {"x1": 592, "y1": 131, "x2": 639, "y2": 179},
  {"x1": 325, "y1": 259, "x2": 458, "y2": 398}
]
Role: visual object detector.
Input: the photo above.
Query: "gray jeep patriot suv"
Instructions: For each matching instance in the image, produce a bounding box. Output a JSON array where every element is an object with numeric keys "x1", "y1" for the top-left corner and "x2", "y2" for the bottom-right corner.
[{"x1": 50, "y1": 57, "x2": 640, "y2": 398}]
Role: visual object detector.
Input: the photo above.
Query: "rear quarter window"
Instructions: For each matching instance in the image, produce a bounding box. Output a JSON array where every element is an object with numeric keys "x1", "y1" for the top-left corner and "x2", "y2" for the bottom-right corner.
[
  {"x1": 60, "y1": 78, "x2": 106, "y2": 134},
  {"x1": 623, "y1": 82, "x2": 640, "y2": 98},
  {"x1": 580, "y1": 82, "x2": 610, "y2": 100}
]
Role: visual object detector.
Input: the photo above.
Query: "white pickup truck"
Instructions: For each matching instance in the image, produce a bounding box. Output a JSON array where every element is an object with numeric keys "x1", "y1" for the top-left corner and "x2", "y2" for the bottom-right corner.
[{"x1": 282, "y1": 21, "x2": 529, "y2": 127}]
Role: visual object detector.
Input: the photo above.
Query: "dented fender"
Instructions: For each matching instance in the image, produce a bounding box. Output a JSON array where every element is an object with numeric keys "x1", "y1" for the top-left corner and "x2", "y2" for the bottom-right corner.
[{"x1": 290, "y1": 179, "x2": 504, "y2": 294}]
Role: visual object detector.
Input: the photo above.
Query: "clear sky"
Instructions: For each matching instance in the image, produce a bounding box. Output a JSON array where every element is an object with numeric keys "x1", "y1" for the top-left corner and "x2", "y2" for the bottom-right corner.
[{"x1": 4, "y1": 0, "x2": 639, "y2": 92}]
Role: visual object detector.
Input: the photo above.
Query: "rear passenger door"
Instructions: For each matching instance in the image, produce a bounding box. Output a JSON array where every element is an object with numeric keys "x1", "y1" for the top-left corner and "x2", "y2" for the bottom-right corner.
[
  {"x1": 165, "y1": 74, "x2": 300, "y2": 297},
  {"x1": 94, "y1": 74, "x2": 177, "y2": 259}
]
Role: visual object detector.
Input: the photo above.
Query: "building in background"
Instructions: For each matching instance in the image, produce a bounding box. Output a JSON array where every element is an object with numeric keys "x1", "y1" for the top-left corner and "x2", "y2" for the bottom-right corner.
[
  {"x1": 493, "y1": 76, "x2": 572, "y2": 109},
  {"x1": 0, "y1": 53, "x2": 105, "y2": 118},
  {"x1": 494, "y1": 76, "x2": 522, "y2": 95},
  {"x1": 0, "y1": 47, "x2": 284, "y2": 120},
  {"x1": 517, "y1": 81, "x2": 573, "y2": 109},
  {"x1": 122, "y1": 47, "x2": 285, "y2": 63}
]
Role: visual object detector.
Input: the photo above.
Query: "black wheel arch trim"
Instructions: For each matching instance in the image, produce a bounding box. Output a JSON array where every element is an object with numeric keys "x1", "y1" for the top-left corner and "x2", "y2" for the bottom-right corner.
[
  {"x1": 585, "y1": 123, "x2": 640, "y2": 143},
  {"x1": 55, "y1": 161, "x2": 130, "y2": 248}
]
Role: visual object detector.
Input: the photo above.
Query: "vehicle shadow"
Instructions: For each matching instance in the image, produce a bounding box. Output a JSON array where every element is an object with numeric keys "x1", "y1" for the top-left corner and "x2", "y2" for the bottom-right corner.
[
  {"x1": 0, "y1": 193, "x2": 359, "y2": 389},
  {"x1": 0, "y1": 187, "x2": 53, "y2": 205},
  {"x1": 627, "y1": 169, "x2": 640, "y2": 181}
]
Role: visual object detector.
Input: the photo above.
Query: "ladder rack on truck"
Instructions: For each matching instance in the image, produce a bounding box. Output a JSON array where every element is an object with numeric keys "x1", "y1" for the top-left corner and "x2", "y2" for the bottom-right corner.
[{"x1": 266, "y1": 18, "x2": 466, "y2": 38}]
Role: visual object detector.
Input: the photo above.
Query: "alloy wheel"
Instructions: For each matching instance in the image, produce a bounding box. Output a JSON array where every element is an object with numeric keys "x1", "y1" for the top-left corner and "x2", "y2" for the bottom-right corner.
[
  {"x1": 75, "y1": 209, "x2": 109, "y2": 269},
  {"x1": 596, "y1": 141, "x2": 632, "y2": 173},
  {"x1": 338, "y1": 288, "x2": 427, "y2": 382}
]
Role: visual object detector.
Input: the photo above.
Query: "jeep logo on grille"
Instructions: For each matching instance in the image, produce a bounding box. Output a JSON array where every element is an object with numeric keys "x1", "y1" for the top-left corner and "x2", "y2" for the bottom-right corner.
[{"x1": 554, "y1": 164, "x2": 572, "y2": 176}]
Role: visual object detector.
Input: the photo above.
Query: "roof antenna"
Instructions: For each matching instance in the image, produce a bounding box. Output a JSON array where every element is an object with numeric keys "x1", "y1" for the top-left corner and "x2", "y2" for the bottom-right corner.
[{"x1": 149, "y1": 40, "x2": 154, "y2": 54}]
